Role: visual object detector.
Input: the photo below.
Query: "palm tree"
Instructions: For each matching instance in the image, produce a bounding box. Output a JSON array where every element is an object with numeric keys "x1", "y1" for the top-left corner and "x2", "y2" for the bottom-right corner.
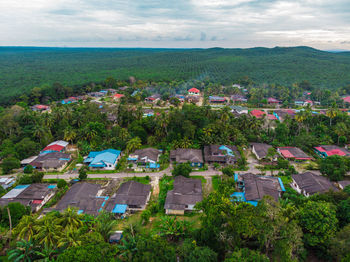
[
  {"x1": 35, "y1": 244, "x2": 60, "y2": 262},
  {"x1": 8, "y1": 240, "x2": 36, "y2": 262},
  {"x1": 57, "y1": 229, "x2": 82, "y2": 248},
  {"x1": 179, "y1": 137, "x2": 192, "y2": 148},
  {"x1": 59, "y1": 207, "x2": 83, "y2": 230},
  {"x1": 334, "y1": 122, "x2": 347, "y2": 145},
  {"x1": 326, "y1": 106, "x2": 338, "y2": 126},
  {"x1": 14, "y1": 215, "x2": 37, "y2": 241},
  {"x1": 295, "y1": 111, "x2": 306, "y2": 134},
  {"x1": 34, "y1": 217, "x2": 62, "y2": 248},
  {"x1": 64, "y1": 128, "x2": 77, "y2": 144},
  {"x1": 126, "y1": 137, "x2": 142, "y2": 153}
]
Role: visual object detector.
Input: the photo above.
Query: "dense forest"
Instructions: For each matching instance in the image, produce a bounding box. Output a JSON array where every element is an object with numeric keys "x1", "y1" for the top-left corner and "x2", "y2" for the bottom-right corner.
[{"x1": 1, "y1": 46, "x2": 350, "y2": 104}]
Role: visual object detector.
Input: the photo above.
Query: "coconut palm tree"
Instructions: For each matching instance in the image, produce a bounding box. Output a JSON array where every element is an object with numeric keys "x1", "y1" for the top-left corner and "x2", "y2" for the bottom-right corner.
[
  {"x1": 64, "y1": 128, "x2": 77, "y2": 144},
  {"x1": 8, "y1": 240, "x2": 36, "y2": 262},
  {"x1": 59, "y1": 207, "x2": 83, "y2": 230},
  {"x1": 35, "y1": 244, "x2": 60, "y2": 262},
  {"x1": 334, "y1": 122, "x2": 347, "y2": 145},
  {"x1": 14, "y1": 215, "x2": 37, "y2": 241},
  {"x1": 34, "y1": 217, "x2": 62, "y2": 248},
  {"x1": 326, "y1": 106, "x2": 338, "y2": 126},
  {"x1": 126, "y1": 137, "x2": 142, "y2": 153},
  {"x1": 57, "y1": 229, "x2": 82, "y2": 248}
]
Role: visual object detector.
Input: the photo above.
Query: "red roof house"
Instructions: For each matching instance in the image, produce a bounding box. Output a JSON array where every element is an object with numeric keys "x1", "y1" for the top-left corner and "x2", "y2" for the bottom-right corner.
[
  {"x1": 188, "y1": 88, "x2": 200, "y2": 95},
  {"x1": 113, "y1": 94, "x2": 125, "y2": 99},
  {"x1": 314, "y1": 145, "x2": 350, "y2": 158},
  {"x1": 277, "y1": 147, "x2": 312, "y2": 161},
  {"x1": 42, "y1": 145, "x2": 65, "y2": 153},
  {"x1": 342, "y1": 96, "x2": 350, "y2": 103},
  {"x1": 267, "y1": 114, "x2": 277, "y2": 120},
  {"x1": 250, "y1": 110, "x2": 266, "y2": 119},
  {"x1": 268, "y1": 97, "x2": 281, "y2": 104}
]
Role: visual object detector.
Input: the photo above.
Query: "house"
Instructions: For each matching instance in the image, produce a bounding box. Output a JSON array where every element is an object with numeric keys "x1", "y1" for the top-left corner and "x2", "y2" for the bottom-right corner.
[
  {"x1": 113, "y1": 94, "x2": 125, "y2": 100},
  {"x1": 273, "y1": 109, "x2": 296, "y2": 121},
  {"x1": 109, "y1": 231, "x2": 123, "y2": 243},
  {"x1": 277, "y1": 147, "x2": 312, "y2": 161},
  {"x1": 251, "y1": 143, "x2": 274, "y2": 160},
  {"x1": 170, "y1": 148, "x2": 204, "y2": 168},
  {"x1": 31, "y1": 105, "x2": 50, "y2": 112},
  {"x1": 0, "y1": 177, "x2": 16, "y2": 190},
  {"x1": 170, "y1": 94, "x2": 185, "y2": 102},
  {"x1": 204, "y1": 145, "x2": 240, "y2": 165},
  {"x1": 314, "y1": 145, "x2": 350, "y2": 158},
  {"x1": 41, "y1": 140, "x2": 69, "y2": 154},
  {"x1": 209, "y1": 96, "x2": 227, "y2": 104},
  {"x1": 250, "y1": 109, "x2": 265, "y2": 119},
  {"x1": 127, "y1": 148, "x2": 161, "y2": 170},
  {"x1": 84, "y1": 149, "x2": 121, "y2": 170},
  {"x1": 0, "y1": 184, "x2": 57, "y2": 212},
  {"x1": 291, "y1": 172, "x2": 338, "y2": 197},
  {"x1": 233, "y1": 173, "x2": 285, "y2": 206},
  {"x1": 88, "y1": 92, "x2": 105, "y2": 98},
  {"x1": 230, "y1": 106, "x2": 248, "y2": 115},
  {"x1": 105, "y1": 181, "x2": 151, "y2": 214},
  {"x1": 145, "y1": 94, "x2": 161, "y2": 103},
  {"x1": 164, "y1": 176, "x2": 202, "y2": 215},
  {"x1": 267, "y1": 97, "x2": 281, "y2": 105},
  {"x1": 342, "y1": 96, "x2": 350, "y2": 104},
  {"x1": 29, "y1": 152, "x2": 71, "y2": 171},
  {"x1": 185, "y1": 95, "x2": 200, "y2": 103},
  {"x1": 188, "y1": 88, "x2": 200, "y2": 96},
  {"x1": 61, "y1": 97, "x2": 78, "y2": 104},
  {"x1": 55, "y1": 182, "x2": 108, "y2": 216},
  {"x1": 143, "y1": 109, "x2": 154, "y2": 117},
  {"x1": 231, "y1": 94, "x2": 247, "y2": 103},
  {"x1": 338, "y1": 180, "x2": 350, "y2": 190},
  {"x1": 294, "y1": 99, "x2": 313, "y2": 107},
  {"x1": 267, "y1": 114, "x2": 278, "y2": 120}
]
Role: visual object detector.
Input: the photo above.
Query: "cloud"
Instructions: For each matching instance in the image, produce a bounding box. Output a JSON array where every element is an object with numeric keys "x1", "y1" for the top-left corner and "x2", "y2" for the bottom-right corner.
[{"x1": 0, "y1": 0, "x2": 349, "y2": 49}]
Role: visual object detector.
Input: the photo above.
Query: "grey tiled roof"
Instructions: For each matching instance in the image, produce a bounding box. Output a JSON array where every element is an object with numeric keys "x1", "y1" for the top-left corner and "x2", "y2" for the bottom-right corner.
[
  {"x1": 292, "y1": 172, "x2": 338, "y2": 195},
  {"x1": 170, "y1": 149, "x2": 203, "y2": 163}
]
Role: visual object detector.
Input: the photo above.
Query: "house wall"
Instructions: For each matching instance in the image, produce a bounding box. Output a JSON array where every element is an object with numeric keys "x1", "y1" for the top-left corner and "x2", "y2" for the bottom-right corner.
[
  {"x1": 252, "y1": 146, "x2": 261, "y2": 160},
  {"x1": 166, "y1": 209, "x2": 185, "y2": 215},
  {"x1": 34, "y1": 190, "x2": 56, "y2": 212}
]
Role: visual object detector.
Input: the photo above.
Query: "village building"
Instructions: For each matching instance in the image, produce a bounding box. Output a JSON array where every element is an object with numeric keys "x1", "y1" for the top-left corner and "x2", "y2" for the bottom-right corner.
[
  {"x1": 84, "y1": 149, "x2": 121, "y2": 170},
  {"x1": 230, "y1": 105, "x2": 248, "y2": 115},
  {"x1": 113, "y1": 93, "x2": 125, "y2": 100},
  {"x1": 342, "y1": 96, "x2": 350, "y2": 104},
  {"x1": 291, "y1": 172, "x2": 338, "y2": 197},
  {"x1": 31, "y1": 104, "x2": 50, "y2": 112},
  {"x1": 267, "y1": 97, "x2": 281, "y2": 105},
  {"x1": 233, "y1": 173, "x2": 285, "y2": 206},
  {"x1": 204, "y1": 145, "x2": 240, "y2": 165},
  {"x1": 0, "y1": 177, "x2": 15, "y2": 190},
  {"x1": 29, "y1": 152, "x2": 71, "y2": 171},
  {"x1": 55, "y1": 182, "x2": 108, "y2": 216},
  {"x1": 0, "y1": 184, "x2": 57, "y2": 212},
  {"x1": 273, "y1": 109, "x2": 296, "y2": 121},
  {"x1": 143, "y1": 109, "x2": 154, "y2": 117},
  {"x1": 127, "y1": 148, "x2": 162, "y2": 170},
  {"x1": 185, "y1": 95, "x2": 200, "y2": 103},
  {"x1": 231, "y1": 94, "x2": 247, "y2": 103},
  {"x1": 250, "y1": 109, "x2": 266, "y2": 119},
  {"x1": 145, "y1": 94, "x2": 161, "y2": 103},
  {"x1": 61, "y1": 97, "x2": 78, "y2": 104},
  {"x1": 170, "y1": 148, "x2": 204, "y2": 168},
  {"x1": 41, "y1": 140, "x2": 69, "y2": 154},
  {"x1": 251, "y1": 143, "x2": 275, "y2": 160},
  {"x1": 314, "y1": 145, "x2": 350, "y2": 158},
  {"x1": 208, "y1": 96, "x2": 227, "y2": 104},
  {"x1": 338, "y1": 180, "x2": 350, "y2": 190},
  {"x1": 164, "y1": 176, "x2": 202, "y2": 215},
  {"x1": 277, "y1": 147, "x2": 312, "y2": 161},
  {"x1": 105, "y1": 181, "x2": 151, "y2": 215},
  {"x1": 188, "y1": 88, "x2": 200, "y2": 96}
]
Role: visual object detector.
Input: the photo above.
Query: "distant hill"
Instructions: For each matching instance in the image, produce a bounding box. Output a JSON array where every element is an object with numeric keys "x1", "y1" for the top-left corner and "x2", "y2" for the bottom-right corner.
[{"x1": 0, "y1": 46, "x2": 350, "y2": 104}]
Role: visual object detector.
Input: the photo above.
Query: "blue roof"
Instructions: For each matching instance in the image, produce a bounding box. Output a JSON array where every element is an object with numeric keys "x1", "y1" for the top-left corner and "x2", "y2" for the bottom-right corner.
[
  {"x1": 219, "y1": 145, "x2": 234, "y2": 157},
  {"x1": 231, "y1": 192, "x2": 245, "y2": 202},
  {"x1": 277, "y1": 177, "x2": 286, "y2": 192},
  {"x1": 48, "y1": 185, "x2": 56, "y2": 189},
  {"x1": 78, "y1": 210, "x2": 84, "y2": 214},
  {"x1": 15, "y1": 185, "x2": 30, "y2": 189},
  {"x1": 86, "y1": 149, "x2": 121, "y2": 168},
  {"x1": 112, "y1": 204, "x2": 127, "y2": 214},
  {"x1": 149, "y1": 163, "x2": 160, "y2": 169}
]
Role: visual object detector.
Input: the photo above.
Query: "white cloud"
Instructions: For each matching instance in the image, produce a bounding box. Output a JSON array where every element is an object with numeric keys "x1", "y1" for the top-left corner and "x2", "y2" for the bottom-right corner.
[{"x1": 0, "y1": 0, "x2": 349, "y2": 49}]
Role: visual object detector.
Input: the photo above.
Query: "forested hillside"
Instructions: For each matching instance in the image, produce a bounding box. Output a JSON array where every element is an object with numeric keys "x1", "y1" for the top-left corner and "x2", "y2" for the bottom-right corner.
[{"x1": 1, "y1": 46, "x2": 350, "y2": 103}]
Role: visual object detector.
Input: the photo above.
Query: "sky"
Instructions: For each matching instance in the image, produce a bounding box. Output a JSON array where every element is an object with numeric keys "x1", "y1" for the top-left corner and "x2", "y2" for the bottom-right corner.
[{"x1": 1, "y1": 0, "x2": 350, "y2": 49}]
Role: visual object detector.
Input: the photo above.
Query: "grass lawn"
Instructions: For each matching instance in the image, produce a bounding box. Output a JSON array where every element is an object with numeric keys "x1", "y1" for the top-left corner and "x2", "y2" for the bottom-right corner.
[
  {"x1": 190, "y1": 175, "x2": 206, "y2": 184},
  {"x1": 279, "y1": 175, "x2": 292, "y2": 186},
  {"x1": 124, "y1": 176, "x2": 151, "y2": 185},
  {"x1": 212, "y1": 175, "x2": 221, "y2": 191}
]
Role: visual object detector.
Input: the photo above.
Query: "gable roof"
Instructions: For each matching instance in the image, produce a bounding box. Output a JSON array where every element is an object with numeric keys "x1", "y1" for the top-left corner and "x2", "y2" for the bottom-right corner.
[
  {"x1": 250, "y1": 109, "x2": 265, "y2": 118},
  {"x1": 292, "y1": 172, "x2": 338, "y2": 195},
  {"x1": 105, "y1": 181, "x2": 151, "y2": 209},
  {"x1": 314, "y1": 145, "x2": 350, "y2": 157},
  {"x1": 278, "y1": 147, "x2": 311, "y2": 160},
  {"x1": 268, "y1": 97, "x2": 280, "y2": 103},
  {"x1": 251, "y1": 143, "x2": 272, "y2": 159},
  {"x1": 188, "y1": 88, "x2": 200, "y2": 93},
  {"x1": 164, "y1": 176, "x2": 202, "y2": 210},
  {"x1": 203, "y1": 145, "x2": 240, "y2": 163},
  {"x1": 84, "y1": 149, "x2": 121, "y2": 167},
  {"x1": 170, "y1": 149, "x2": 203, "y2": 163},
  {"x1": 130, "y1": 148, "x2": 161, "y2": 162},
  {"x1": 238, "y1": 173, "x2": 284, "y2": 202},
  {"x1": 342, "y1": 96, "x2": 350, "y2": 103}
]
